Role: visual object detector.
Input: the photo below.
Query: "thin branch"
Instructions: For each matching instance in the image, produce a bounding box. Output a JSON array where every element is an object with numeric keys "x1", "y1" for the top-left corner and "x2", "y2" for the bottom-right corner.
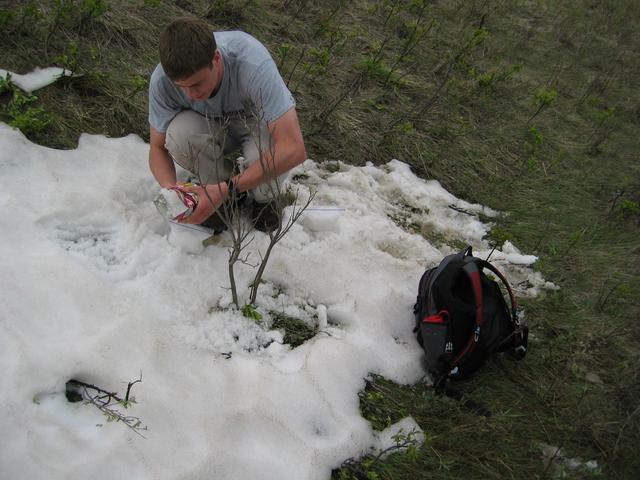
[
  {"x1": 125, "y1": 370, "x2": 143, "y2": 404},
  {"x1": 67, "y1": 376, "x2": 147, "y2": 438},
  {"x1": 244, "y1": 101, "x2": 316, "y2": 305},
  {"x1": 286, "y1": 47, "x2": 307, "y2": 89}
]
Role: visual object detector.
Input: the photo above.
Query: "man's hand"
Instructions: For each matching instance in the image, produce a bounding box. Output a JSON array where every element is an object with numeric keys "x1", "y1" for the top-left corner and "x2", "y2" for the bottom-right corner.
[{"x1": 179, "y1": 182, "x2": 228, "y2": 225}]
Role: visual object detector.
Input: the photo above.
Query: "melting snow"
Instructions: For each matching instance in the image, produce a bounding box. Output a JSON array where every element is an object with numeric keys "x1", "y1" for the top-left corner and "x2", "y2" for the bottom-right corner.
[{"x1": 0, "y1": 123, "x2": 555, "y2": 479}]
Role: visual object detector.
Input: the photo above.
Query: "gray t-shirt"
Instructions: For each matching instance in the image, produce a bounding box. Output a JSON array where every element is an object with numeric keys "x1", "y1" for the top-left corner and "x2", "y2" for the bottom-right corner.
[{"x1": 148, "y1": 31, "x2": 295, "y2": 133}]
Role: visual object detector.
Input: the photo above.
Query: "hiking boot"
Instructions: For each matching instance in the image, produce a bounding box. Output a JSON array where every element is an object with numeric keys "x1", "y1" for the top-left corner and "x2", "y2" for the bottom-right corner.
[{"x1": 250, "y1": 200, "x2": 282, "y2": 233}]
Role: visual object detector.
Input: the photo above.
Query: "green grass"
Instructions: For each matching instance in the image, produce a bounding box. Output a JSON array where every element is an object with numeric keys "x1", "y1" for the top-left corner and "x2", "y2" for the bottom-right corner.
[{"x1": 1, "y1": 0, "x2": 639, "y2": 478}]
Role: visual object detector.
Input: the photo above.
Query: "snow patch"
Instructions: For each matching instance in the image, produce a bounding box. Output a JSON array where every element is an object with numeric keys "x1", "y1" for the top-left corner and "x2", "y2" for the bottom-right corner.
[
  {"x1": 0, "y1": 123, "x2": 557, "y2": 480},
  {"x1": 1, "y1": 66, "x2": 73, "y2": 92}
]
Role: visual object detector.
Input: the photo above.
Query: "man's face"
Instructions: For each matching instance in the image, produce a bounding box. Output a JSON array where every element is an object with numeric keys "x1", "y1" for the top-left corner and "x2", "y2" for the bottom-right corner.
[{"x1": 174, "y1": 50, "x2": 222, "y2": 100}]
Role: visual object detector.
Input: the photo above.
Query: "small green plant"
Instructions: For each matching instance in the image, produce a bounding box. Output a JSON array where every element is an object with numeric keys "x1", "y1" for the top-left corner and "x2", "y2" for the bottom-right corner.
[
  {"x1": 55, "y1": 40, "x2": 80, "y2": 72},
  {"x1": 524, "y1": 125, "x2": 544, "y2": 152},
  {"x1": 535, "y1": 87, "x2": 558, "y2": 106},
  {"x1": 242, "y1": 304, "x2": 263, "y2": 323},
  {"x1": 529, "y1": 87, "x2": 558, "y2": 121},
  {"x1": 309, "y1": 47, "x2": 330, "y2": 73},
  {"x1": 333, "y1": 427, "x2": 423, "y2": 479},
  {"x1": 7, "y1": 102, "x2": 52, "y2": 134},
  {"x1": 128, "y1": 74, "x2": 148, "y2": 96},
  {"x1": 397, "y1": 121, "x2": 414, "y2": 134},
  {"x1": 471, "y1": 26, "x2": 489, "y2": 46},
  {"x1": 476, "y1": 63, "x2": 522, "y2": 90},
  {"x1": 358, "y1": 378, "x2": 396, "y2": 431},
  {"x1": 0, "y1": 9, "x2": 14, "y2": 29},
  {"x1": 361, "y1": 56, "x2": 393, "y2": 81},
  {"x1": 299, "y1": 47, "x2": 331, "y2": 85},
  {"x1": 619, "y1": 199, "x2": 640, "y2": 217},
  {"x1": 593, "y1": 105, "x2": 615, "y2": 125},
  {"x1": 588, "y1": 105, "x2": 616, "y2": 152},
  {"x1": 276, "y1": 42, "x2": 292, "y2": 70},
  {"x1": 53, "y1": 41, "x2": 102, "y2": 80},
  {"x1": 522, "y1": 126, "x2": 546, "y2": 170},
  {"x1": 322, "y1": 24, "x2": 347, "y2": 53},
  {"x1": 52, "y1": 0, "x2": 77, "y2": 26},
  {"x1": 528, "y1": 126, "x2": 544, "y2": 146},
  {"x1": 1, "y1": 76, "x2": 53, "y2": 135},
  {"x1": 80, "y1": 0, "x2": 108, "y2": 20}
]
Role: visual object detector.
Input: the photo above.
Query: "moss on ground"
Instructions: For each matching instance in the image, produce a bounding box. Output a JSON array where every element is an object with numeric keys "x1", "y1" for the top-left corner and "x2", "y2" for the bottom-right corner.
[{"x1": 270, "y1": 311, "x2": 316, "y2": 348}]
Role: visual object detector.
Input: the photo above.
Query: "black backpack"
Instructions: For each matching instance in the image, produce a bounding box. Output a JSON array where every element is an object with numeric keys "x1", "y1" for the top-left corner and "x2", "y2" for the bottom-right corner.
[{"x1": 414, "y1": 246, "x2": 528, "y2": 389}]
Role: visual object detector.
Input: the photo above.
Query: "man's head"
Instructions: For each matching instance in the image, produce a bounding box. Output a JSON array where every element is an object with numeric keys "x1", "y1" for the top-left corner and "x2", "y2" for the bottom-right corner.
[{"x1": 160, "y1": 17, "x2": 221, "y2": 99}]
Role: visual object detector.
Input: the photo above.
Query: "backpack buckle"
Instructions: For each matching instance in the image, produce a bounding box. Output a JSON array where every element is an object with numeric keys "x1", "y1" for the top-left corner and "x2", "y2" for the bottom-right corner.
[
  {"x1": 473, "y1": 325, "x2": 481, "y2": 342},
  {"x1": 513, "y1": 345, "x2": 527, "y2": 359}
]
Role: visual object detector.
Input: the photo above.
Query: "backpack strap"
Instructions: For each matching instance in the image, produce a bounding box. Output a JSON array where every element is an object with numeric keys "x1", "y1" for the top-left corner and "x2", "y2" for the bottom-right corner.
[
  {"x1": 464, "y1": 249, "x2": 527, "y2": 359},
  {"x1": 448, "y1": 259, "x2": 484, "y2": 369},
  {"x1": 480, "y1": 260, "x2": 517, "y2": 321},
  {"x1": 480, "y1": 260, "x2": 528, "y2": 359}
]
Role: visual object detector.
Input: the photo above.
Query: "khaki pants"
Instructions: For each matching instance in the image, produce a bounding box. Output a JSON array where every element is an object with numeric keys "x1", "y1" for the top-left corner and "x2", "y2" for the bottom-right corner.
[{"x1": 165, "y1": 110, "x2": 286, "y2": 203}]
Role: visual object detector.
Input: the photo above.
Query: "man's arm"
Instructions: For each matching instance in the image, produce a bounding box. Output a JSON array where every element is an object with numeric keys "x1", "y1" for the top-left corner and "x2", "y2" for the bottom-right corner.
[
  {"x1": 233, "y1": 107, "x2": 307, "y2": 192},
  {"x1": 149, "y1": 126, "x2": 177, "y2": 188},
  {"x1": 181, "y1": 107, "x2": 307, "y2": 224}
]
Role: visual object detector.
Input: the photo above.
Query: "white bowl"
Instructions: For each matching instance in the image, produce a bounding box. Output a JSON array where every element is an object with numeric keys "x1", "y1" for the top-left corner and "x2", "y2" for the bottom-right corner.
[{"x1": 303, "y1": 208, "x2": 343, "y2": 232}]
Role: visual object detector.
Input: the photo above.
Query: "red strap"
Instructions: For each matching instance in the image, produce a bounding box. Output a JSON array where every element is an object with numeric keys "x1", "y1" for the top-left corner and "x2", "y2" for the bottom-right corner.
[
  {"x1": 423, "y1": 310, "x2": 449, "y2": 324},
  {"x1": 451, "y1": 264, "x2": 484, "y2": 367},
  {"x1": 469, "y1": 270, "x2": 483, "y2": 329}
]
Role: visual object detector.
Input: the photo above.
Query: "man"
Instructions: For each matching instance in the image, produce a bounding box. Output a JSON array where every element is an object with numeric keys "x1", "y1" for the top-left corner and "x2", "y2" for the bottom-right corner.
[{"x1": 148, "y1": 17, "x2": 307, "y2": 230}]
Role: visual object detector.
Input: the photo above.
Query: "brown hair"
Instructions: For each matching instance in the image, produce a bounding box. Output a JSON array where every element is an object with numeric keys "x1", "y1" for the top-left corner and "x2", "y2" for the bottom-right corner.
[{"x1": 159, "y1": 17, "x2": 217, "y2": 81}]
